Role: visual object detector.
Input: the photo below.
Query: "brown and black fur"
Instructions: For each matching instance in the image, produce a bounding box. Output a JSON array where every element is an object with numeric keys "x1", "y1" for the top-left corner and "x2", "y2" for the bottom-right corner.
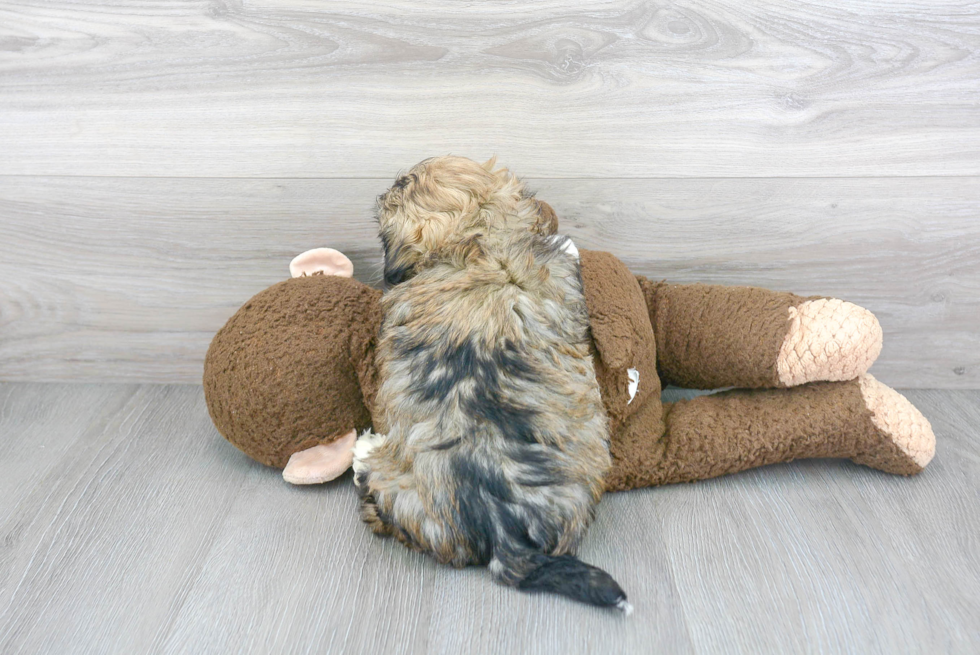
[{"x1": 353, "y1": 156, "x2": 629, "y2": 611}]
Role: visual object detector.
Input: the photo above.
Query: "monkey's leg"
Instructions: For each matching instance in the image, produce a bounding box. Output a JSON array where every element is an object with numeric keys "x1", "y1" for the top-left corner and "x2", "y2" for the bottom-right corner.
[
  {"x1": 605, "y1": 375, "x2": 934, "y2": 492},
  {"x1": 636, "y1": 280, "x2": 882, "y2": 389}
]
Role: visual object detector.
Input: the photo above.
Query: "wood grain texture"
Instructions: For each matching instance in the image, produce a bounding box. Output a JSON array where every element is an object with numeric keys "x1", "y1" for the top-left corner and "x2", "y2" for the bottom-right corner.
[
  {"x1": 1, "y1": 175, "x2": 977, "y2": 387},
  {"x1": 0, "y1": 383, "x2": 977, "y2": 654},
  {"x1": 1, "y1": 0, "x2": 978, "y2": 177},
  {"x1": 0, "y1": 384, "x2": 253, "y2": 654},
  {"x1": 0, "y1": 383, "x2": 135, "y2": 518},
  {"x1": 656, "y1": 386, "x2": 980, "y2": 654}
]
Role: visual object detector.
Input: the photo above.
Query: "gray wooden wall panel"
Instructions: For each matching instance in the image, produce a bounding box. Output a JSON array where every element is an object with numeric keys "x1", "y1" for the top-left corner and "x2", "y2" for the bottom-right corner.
[
  {"x1": 0, "y1": 0, "x2": 978, "y2": 386},
  {"x1": 1, "y1": 175, "x2": 977, "y2": 387},
  {"x1": 1, "y1": 0, "x2": 978, "y2": 177}
]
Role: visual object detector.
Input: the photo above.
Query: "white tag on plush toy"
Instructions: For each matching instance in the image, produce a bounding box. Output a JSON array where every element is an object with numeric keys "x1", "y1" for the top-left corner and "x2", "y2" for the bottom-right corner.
[
  {"x1": 627, "y1": 368, "x2": 639, "y2": 404},
  {"x1": 548, "y1": 235, "x2": 579, "y2": 260}
]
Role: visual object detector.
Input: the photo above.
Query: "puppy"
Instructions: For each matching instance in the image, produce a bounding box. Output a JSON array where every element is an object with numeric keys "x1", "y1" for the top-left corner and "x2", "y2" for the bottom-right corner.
[{"x1": 353, "y1": 156, "x2": 629, "y2": 612}]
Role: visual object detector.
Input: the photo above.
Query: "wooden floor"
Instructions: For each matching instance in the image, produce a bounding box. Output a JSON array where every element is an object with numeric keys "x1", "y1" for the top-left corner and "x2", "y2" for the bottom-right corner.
[{"x1": 0, "y1": 382, "x2": 977, "y2": 654}]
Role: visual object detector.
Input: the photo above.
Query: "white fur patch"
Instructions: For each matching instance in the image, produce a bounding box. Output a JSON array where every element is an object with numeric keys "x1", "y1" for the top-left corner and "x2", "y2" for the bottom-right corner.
[
  {"x1": 351, "y1": 429, "x2": 386, "y2": 483},
  {"x1": 627, "y1": 368, "x2": 639, "y2": 405}
]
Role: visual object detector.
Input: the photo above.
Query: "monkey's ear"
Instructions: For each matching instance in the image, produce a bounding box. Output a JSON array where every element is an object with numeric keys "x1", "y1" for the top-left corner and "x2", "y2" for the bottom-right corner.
[
  {"x1": 532, "y1": 200, "x2": 559, "y2": 236},
  {"x1": 290, "y1": 248, "x2": 354, "y2": 278},
  {"x1": 282, "y1": 430, "x2": 358, "y2": 484}
]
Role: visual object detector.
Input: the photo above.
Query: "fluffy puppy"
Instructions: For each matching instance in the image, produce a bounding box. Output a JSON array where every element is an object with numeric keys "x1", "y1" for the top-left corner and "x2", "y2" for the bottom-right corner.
[
  {"x1": 354, "y1": 156, "x2": 629, "y2": 612},
  {"x1": 375, "y1": 155, "x2": 558, "y2": 288}
]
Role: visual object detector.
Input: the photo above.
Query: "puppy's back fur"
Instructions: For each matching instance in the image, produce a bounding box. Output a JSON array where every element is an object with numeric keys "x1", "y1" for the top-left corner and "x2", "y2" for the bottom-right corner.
[{"x1": 356, "y1": 161, "x2": 628, "y2": 612}]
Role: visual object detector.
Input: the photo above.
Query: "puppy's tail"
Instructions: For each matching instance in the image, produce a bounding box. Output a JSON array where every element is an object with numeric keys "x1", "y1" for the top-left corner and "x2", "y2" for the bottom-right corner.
[{"x1": 493, "y1": 551, "x2": 632, "y2": 614}]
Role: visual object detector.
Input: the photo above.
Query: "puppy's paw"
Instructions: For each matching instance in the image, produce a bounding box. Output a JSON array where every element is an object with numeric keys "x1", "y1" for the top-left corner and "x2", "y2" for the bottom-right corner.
[{"x1": 351, "y1": 430, "x2": 387, "y2": 485}]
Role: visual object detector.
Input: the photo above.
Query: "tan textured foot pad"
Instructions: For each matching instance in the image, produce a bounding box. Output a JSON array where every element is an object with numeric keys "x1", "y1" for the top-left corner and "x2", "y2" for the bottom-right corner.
[
  {"x1": 777, "y1": 299, "x2": 883, "y2": 387},
  {"x1": 858, "y1": 374, "x2": 936, "y2": 471}
]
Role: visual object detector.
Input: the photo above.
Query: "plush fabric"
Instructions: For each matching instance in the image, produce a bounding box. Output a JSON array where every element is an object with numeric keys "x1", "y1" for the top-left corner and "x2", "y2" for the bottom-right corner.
[
  {"x1": 204, "y1": 275, "x2": 381, "y2": 468},
  {"x1": 578, "y1": 250, "x2": 661, "y2": 437},
  {"x1": 604, "y1": 377, "x2": 921, "y2": 492},
  {"x1": 204, "y1": 249, "x2": 934, "y2": 489},
  {"x1": 638, "y1": 280, "x2": 817, "y2": 389}
]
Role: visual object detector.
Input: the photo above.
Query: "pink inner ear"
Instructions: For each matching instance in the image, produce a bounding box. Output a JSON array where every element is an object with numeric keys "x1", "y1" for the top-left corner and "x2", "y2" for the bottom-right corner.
[
  {"x1": 282, "y1": 430, "x2": 358, "y2": 484},
  {"x1": 289, "y1": 248, "x2": 354, "y2": 278}
]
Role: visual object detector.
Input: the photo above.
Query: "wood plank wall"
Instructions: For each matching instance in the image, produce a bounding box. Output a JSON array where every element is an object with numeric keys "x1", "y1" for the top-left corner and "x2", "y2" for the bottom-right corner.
[{"x1": 1, "y1": 1, "x2": 978, "y2": 387}]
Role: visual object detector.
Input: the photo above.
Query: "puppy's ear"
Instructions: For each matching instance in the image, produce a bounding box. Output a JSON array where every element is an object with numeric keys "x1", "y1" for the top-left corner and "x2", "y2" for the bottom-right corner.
[
  {"x1": 383, "y1": 262, "x2": 412, "y2": 287},
  {"x1": 532, "y1": 200, "x2": 559, "y2": 236},
  {"x1": 381, "y1": 232, "x2": 414, "y2": 288},
  {"x1": 440, "y1": 233, "x2": 487, "y2": 268},
  {"x1": 481, "y1": 155, "x2": 499, "y2": 173}
]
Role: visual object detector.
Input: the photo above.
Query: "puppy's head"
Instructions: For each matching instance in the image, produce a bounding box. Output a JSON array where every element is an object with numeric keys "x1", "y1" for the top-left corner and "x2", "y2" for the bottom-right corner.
[{"x1": 376, "y1": 156, "x2": 558, "y2": 287}]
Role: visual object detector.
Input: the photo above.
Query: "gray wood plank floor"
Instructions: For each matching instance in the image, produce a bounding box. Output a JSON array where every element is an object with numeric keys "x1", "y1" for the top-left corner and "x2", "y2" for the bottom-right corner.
[{"x1": 0, "y1": 383, "x2": 977, "y2": 654}]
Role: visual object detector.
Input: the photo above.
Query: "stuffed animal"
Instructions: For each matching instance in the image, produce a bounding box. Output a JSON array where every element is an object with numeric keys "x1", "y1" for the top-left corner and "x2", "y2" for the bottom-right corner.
[{"x1": 204, "y1": 245, "x2": 935, "y2": 491}]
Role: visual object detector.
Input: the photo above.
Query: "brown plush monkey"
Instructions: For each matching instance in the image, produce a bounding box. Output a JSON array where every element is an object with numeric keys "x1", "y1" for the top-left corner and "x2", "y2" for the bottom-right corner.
[{"x1": 204, "y1": 247, "x2": 934, "y2": 490}]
